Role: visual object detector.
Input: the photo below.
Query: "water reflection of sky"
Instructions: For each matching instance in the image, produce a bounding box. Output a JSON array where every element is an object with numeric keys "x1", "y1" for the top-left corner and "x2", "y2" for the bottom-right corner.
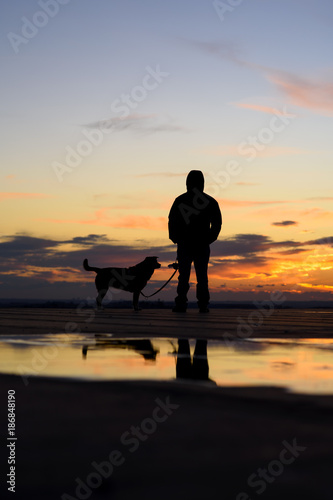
[{"x1": 1, "y1": 335, "x2": 333, "y2": 394}]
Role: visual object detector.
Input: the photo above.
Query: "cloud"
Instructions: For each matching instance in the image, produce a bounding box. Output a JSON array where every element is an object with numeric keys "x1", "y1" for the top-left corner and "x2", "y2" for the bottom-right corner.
[
  {"x1": 298, "y1": 283, "x2": 333, "y2": 291},
  {"x1": 306, "y1": 236, "x2": 333, "y2": 246},
  {"x1": 267, "y1": 71, "x2": 333, "y2": 116},
  {"x1": 65, "y1": 234, "x2": 113, "y2": 246},
  {"x1": 251, "y1": 205, "x2": 333, "y2": 221},
  {"x1": 107, "y1": 216, "x2": 166, "y2": 231},
  {"x1": 0, "y1": 233, "x2": 175, "y2": 275},
  {"x1": 218, "y1": 199, "x2": 286, "y2": 208},
  {"x1": 230, "y1": 103, "x2": 296, "y2": 116},
  {"x1": 272, "y1": 220, "x2": 298, "y2": 227},
  {"x1": 209, "y1": 233, "x2": 327, "y2": 273},
  {"x1": 0, "y1": 234, "x2": 60, "y2": 257},
  {"x1": 299, "y1": 207, "x2": 333, "y2": 219},
  {"x1": 2, "y1": 232, "x2": 333, "y2": 301},
  {"x1": 84, "y1": 114, "x2": 185, "y2": 135},
  {"x1": 0, "y1": 193, "x2": 52, "y2": 201},
  {"x1": 183, "y1": 39, "x2": 243, "y2": 65},
  {"x1": 187, "y1": 39, "x2": 333, "y2": 116},
  {"x1": 84, "y1": 113, "x2": 153, "y2": 131},
  {"x1": 211, "y1": 234, "x2": 289, "y2": 258},
  {"x1": 38, "y1": 210, "x2": 167, "y2": 231},
  {"x1": 278, "y1": 248, "x2": 308, "y2": 255}
]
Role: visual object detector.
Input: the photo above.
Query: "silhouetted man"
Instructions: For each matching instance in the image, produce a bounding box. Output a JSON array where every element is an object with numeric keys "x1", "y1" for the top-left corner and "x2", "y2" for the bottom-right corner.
[{"x1": 168, "y1": 170, "x2": 222, "y2": 312}]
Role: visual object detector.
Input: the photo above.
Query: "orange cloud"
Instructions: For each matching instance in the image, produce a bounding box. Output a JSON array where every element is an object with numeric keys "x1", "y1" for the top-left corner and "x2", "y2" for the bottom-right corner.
[
  {"x1": 299, "y1": 208, "x2": 333, "y2": 220},
  {"x1": 37, "y1": 208, "x2": 166, "y2": 230},
  {"x1": 252, "y1": 206, "x2": 333, "y2": 220},
  {"x1": 189, "y1": 40, "x2": 333, "y2": 116},
  {"x1": 231, "y1": 102, "x2": 296, "y2": 115},
  {"x1": 107, "y1": 216, "x2": 166, "y2": 230},
  {"x1": 268, "y1": 71, "x2": 333, "y2": 116},
  {"x1": 217, "y1": 198, "x2": 286, "y2": 208},
  {"x1": 298, "y1": 283, "x2": 333, "y2": 291}
]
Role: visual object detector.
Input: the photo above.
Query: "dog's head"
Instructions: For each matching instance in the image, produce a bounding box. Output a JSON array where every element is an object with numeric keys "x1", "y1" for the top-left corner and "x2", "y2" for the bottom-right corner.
[{"x1": 144, "y1": 256, "x2": 161, "y2": 270}]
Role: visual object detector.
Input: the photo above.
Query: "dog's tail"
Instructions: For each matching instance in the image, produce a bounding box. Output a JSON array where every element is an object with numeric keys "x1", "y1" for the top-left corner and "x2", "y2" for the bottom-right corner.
[{"x1": 83, "y1": 259, "x2": 100, "y2": 273}]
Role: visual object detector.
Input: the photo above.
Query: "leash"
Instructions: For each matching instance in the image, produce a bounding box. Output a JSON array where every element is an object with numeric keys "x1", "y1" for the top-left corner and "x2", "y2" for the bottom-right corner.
[{"x1": 140, "y1": 263, "x2": 178, "y2": 299}]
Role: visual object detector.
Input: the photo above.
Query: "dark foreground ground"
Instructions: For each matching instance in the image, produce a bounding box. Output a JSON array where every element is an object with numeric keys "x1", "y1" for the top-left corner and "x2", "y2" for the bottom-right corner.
[
  {"x1": 1, "y1": 375, "x2": 333, "y2": 500},
  {"x1": 0, "y1": 307, "x2": 333, "y2": 499}
]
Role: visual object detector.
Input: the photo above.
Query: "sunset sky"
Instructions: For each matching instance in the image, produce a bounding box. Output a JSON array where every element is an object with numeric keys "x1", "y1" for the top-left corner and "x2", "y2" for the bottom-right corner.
[{"x1": 1, "y1": 0, "x2": 333, "y2": 302}]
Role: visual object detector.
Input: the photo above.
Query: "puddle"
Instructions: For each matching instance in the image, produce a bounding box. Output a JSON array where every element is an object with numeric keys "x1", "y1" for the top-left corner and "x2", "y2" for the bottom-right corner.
[{"x1": 1, "y1": 334, "x2": 333, "y2": 394}]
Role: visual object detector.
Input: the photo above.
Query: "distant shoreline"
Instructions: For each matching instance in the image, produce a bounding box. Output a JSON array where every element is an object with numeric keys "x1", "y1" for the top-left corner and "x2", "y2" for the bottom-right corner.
[{"x1": 0, "y1": 299, "x2": 332, "y2": 309}]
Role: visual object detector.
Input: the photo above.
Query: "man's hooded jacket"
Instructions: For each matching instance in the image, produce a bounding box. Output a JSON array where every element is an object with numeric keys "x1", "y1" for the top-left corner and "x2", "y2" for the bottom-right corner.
[{"x1": 168, "y1": 170, "x2": 222, "y2": 247}]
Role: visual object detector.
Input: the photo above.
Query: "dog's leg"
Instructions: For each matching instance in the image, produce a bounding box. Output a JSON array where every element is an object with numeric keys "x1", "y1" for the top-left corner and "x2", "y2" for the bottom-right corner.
[
  {"x1": 96, "y1": 288, "x2": 107, "y2": 309},
  {"x1": 133, "y1": 290, "x2": 141, "y2": 311}
]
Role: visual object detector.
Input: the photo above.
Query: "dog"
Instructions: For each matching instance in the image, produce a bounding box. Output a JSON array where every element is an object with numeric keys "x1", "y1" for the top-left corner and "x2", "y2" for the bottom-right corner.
[{"x1": 83, "y1": 256, "x2": 161, "y2": 310}]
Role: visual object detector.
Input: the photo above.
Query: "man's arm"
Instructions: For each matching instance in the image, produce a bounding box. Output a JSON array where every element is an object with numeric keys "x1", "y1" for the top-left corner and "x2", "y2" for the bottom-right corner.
[
  {"x1": 208, "y1": 200, "x2": 222, "y2": 244},
  {"x1": 168, "y1": 200, "x2": 179, "y2": 244}
]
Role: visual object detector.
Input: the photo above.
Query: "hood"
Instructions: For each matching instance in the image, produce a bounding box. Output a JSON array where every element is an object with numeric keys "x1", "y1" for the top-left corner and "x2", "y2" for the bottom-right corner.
[{"x1": 186, "y1": 170, "x2": 204, "y2": 192}]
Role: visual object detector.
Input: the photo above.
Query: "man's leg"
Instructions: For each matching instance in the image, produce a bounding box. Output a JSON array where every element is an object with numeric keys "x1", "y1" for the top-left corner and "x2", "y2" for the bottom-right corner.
[
  {"x1": 174, "y1": 244, "x2": 192, "y2": 311},
  {"x1": 194, "y1": 245, "x2": 210, "y2": 311}
]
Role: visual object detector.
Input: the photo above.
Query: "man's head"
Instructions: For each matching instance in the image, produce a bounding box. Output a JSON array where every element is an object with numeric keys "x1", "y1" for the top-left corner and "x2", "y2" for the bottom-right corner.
[{"x1": 186, "y1": 170, "x2": 204, "y2": 192}]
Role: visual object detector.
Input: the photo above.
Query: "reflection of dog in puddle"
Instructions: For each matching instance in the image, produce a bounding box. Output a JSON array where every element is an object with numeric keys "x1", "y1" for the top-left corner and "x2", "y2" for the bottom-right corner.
[
  {"x1": 82, "y1": 336, "x2": 159, "y2": 362},
  {"x1": 83, "y1": 257, "x2": 161, "y2": 311}
]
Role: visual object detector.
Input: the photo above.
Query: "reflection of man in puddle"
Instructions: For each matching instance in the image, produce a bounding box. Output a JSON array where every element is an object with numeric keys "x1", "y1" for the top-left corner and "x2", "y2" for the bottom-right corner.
[{"x1": 176, "y1": 339, "x2": 214, "y2": 382}]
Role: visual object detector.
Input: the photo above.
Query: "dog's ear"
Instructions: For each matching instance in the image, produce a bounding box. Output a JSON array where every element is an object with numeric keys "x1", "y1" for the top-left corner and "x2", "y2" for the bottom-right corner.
[{"x1": 146, "y1": 256, "x2": 160, "y2": 267}]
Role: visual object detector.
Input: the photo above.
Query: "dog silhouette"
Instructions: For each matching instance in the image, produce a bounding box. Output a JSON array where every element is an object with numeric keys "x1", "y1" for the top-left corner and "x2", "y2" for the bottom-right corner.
[{"x1": 83, "y1": 256, "x2": 161, "y2": 310}]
